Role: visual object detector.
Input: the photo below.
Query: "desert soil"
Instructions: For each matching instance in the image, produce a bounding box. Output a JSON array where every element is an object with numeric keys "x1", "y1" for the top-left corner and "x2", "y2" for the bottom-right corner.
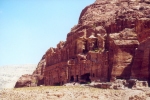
[{"x1": 0, "y1": 86, "x2": 150, "y2": 100}]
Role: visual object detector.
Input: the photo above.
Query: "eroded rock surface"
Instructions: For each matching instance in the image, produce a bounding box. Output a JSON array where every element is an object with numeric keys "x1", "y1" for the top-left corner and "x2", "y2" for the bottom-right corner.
[
  {"x1": 15, "y1": 0, "x2": 150, "y2": 87},
  {"x1": 15, "y1": 56, "x2": 46, "y2": 88}
]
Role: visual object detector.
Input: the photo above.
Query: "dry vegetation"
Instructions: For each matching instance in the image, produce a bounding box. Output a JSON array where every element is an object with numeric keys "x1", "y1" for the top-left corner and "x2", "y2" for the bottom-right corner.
[{"x1": 0, "y1": 86, "x2": 150, "y2": 100}]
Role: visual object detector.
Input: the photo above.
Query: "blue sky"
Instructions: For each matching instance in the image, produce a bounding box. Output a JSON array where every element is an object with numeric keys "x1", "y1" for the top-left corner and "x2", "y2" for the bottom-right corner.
[{"x1": 0, "y1": 0, "x2": 95, "y2": 66}]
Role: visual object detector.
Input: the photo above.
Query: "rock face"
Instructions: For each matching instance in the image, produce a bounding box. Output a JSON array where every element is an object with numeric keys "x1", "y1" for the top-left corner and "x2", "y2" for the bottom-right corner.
[
  {"x1": 14, "y1": 56, "x2": 46, "y2": 88},
  {"x1": 44, "y1": 0, "x2": 150, "y2": 86},
  {"x1": 15, "y1": 0, "x2": 150, "y2": 87}
]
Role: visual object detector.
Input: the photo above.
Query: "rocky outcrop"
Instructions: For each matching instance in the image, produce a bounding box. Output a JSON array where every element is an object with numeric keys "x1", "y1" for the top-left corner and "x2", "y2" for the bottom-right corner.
[
  {"x1": 15, "y1": 56, "x2": 46, "y2": 88},
  {"x1": 0, "y1": 64, "x2": 37, "y2": 90},
  {"x1": 15, "y1": 0, "x2": 150, "y2": 87}
]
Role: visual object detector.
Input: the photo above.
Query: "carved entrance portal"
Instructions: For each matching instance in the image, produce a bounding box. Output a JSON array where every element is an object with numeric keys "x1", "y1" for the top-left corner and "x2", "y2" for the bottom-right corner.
[{"x1": 80, "y1": 73, "x2": 91, "y2": 83}]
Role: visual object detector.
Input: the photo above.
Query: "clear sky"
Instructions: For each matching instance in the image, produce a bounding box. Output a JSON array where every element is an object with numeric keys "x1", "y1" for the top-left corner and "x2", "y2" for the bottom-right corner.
[{"x1": 0, "y1": 0, "x2": 95, "y2": 66}]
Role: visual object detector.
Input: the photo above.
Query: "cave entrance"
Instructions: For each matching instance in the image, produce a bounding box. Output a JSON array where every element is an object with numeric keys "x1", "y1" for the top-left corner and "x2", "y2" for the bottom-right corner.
[
  {"x1": 70, "y1": 76, "x2": 74, "y2": 82},
  {"x1": 80, "y1": 73, "x2": 91, "y2": 83}
]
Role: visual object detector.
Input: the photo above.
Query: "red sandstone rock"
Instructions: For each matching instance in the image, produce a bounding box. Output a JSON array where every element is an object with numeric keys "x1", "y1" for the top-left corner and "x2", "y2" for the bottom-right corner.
[
  {"x1": 15, "y1": 55, "x2": 46, "y2": 88},
  {"x1": 15, "y1": 0, "x2": 150, "y2": 87}
]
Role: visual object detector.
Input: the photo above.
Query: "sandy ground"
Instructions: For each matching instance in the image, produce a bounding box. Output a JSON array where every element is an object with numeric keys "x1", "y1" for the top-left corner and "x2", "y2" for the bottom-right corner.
[{"x1": 0, "y1": 86, "x2": 150, "y2": 100}]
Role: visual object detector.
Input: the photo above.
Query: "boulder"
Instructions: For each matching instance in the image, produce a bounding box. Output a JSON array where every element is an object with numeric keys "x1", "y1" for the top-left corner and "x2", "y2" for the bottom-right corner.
[{"x1": 14, "y1": 55, "x2": 46, "y2": 88}]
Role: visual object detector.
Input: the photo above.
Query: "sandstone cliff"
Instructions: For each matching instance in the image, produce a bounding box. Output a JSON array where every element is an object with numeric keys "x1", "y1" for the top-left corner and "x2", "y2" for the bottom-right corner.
[{"x1": 15, "y1": 0, "x2": 150, "y2": 87}]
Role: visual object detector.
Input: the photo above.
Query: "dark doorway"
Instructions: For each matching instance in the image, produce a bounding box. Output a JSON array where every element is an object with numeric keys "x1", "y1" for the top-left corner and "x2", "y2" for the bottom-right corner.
[
  {"x1": 116, "y1": 76, "x2": 123, "y2": 79},
  {"x1": 70, "y1": 76, "x2": 74, "y2": 82},
  {"x1": 37, "y1": 78, "x2": 44, "y2": 86},
  {"x1": 80, "y1": 73, "x2": 91, "y2": 83}
]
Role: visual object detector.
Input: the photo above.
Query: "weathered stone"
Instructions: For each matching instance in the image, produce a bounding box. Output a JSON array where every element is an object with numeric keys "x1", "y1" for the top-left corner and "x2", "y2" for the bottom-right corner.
[
  {"x1": 42, "y1": 0, "x2": 150, "y2": 86},
  {"x1": 15, "y1": 55, "x2": 46, "y2": 88},
  {"x1": 14, "y1": 74, "x2": 36, "y2": 88},
  {"x1": 127, "y1": 79, "x2": 148, "y2": 89},
  {"x1": 15, "y1": 0, "x2": 150, "y2": 87}
]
